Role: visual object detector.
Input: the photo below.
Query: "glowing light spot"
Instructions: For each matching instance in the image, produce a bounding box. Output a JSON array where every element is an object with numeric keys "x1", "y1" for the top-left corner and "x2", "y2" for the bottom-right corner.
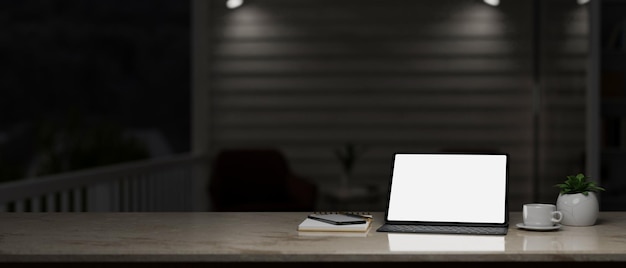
[
  {"x1": 226, "y1": 0, "x2": 243, "y2": 9},
  {"x1": 483, "y1": 0, "x2": 500, "y2": 6}
]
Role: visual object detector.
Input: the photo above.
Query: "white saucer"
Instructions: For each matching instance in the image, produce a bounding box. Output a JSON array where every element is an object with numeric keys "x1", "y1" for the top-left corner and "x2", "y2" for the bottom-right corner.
[{"x1": 516, "y1": 223, "x2": 561, "y2": 231}]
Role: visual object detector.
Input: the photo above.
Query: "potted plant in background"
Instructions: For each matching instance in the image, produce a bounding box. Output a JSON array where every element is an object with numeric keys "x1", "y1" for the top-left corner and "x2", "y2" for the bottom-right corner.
[
  {"x1": 555, "y1": 173, "x2": 606, "y2": 226},
  {"x1": 334, "y1": 143, "x2": 366, "y2": 187}
]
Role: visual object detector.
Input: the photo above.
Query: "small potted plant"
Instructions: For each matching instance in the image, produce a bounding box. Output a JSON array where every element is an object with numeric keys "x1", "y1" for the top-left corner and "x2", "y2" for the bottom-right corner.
[
  {"x1": 334, "y1": 143, "x2": 366, "y2": 187},
  {"x1": 554, "y1": 173, "x2": 605, "y2": 226}
]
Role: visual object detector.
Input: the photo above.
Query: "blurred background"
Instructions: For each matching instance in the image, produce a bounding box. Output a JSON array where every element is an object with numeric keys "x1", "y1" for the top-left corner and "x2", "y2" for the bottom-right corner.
[{"x1": 0, "y1": 0, "x2": 624, "y2": 212}]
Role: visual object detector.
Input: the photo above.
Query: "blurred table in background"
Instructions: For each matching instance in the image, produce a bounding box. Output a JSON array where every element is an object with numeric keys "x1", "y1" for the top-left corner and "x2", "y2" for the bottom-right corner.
[{"x1": 317, "y1": 183, "x2": 387, "y2": 211}]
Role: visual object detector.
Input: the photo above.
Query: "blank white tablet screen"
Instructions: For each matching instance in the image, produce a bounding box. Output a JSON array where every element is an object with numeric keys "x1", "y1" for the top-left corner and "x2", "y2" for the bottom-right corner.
[{"x1": 386, "y1": 154, "x2": 507, "y2": 224}]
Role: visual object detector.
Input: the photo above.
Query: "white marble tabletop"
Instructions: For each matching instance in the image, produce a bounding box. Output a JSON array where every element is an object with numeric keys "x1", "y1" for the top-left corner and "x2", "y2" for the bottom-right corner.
[{"x1": 0, "y1": 212, "x2": 625, "y2": 263}]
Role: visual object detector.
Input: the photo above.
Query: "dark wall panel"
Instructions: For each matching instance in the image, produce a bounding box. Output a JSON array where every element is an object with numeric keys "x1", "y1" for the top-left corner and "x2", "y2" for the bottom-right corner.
[{"x1": 206, "y1": 0, "x2": 586, "y2": 211}]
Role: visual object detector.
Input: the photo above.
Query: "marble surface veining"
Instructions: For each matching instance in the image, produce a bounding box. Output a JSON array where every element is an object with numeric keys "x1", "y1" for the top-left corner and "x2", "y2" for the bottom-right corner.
[{"x1": 1, "y1": 212, "x2": 626, "y2": 262}]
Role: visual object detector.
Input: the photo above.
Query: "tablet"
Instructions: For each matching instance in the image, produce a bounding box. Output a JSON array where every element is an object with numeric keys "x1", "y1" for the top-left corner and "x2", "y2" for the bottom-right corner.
[{"x1": 307, "y1": 213, "x2": 367, "y2": 225}]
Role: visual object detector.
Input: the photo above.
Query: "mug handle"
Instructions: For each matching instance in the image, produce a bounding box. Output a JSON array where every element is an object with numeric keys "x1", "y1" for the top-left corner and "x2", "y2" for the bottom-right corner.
[{"x1": 551, "y1": 211, "x2": 563, "y2": 223}]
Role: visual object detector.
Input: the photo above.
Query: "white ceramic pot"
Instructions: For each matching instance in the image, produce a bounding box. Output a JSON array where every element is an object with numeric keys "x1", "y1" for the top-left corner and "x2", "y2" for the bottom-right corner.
[{"x1": 556, "y1": 192, "x2": 599, "y2": 226}]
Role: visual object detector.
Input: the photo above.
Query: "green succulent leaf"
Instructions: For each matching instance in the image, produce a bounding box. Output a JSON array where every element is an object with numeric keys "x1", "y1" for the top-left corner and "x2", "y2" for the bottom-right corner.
[{"x1": 554, "y1": 173, "x2": 606, "y2": 195}]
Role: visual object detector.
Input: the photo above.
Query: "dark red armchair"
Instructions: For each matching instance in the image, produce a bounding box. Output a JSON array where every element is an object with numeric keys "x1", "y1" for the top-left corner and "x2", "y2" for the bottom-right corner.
[{"x1": 208, "y1": 149, "x2": 318, "y2": 212}]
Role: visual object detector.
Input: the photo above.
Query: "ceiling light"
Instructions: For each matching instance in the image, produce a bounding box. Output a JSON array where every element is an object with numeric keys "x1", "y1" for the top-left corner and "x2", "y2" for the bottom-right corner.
[
  {"x1": 483, "y1": 0, "x2": 500, "y2": 6},
  {"x1": 226, "y1": 0, "x2": 243, "y2": 9}
]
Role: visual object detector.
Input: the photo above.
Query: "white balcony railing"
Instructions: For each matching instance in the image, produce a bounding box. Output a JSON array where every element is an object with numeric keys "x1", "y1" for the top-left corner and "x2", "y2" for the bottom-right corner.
[{"x1": 0, "y1": 154, "x2": 207, "y2": 212}]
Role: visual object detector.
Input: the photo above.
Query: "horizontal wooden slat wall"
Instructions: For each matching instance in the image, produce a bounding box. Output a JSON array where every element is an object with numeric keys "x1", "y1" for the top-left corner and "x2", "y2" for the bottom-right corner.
[{"x1": 205, "y1": 0, "x2": 585, "y2": 210}]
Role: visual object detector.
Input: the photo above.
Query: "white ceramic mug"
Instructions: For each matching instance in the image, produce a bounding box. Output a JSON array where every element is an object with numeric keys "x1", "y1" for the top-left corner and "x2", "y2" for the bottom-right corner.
[{"x1": 523, "y1": 203, "x2": 563, "y2": 227}]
